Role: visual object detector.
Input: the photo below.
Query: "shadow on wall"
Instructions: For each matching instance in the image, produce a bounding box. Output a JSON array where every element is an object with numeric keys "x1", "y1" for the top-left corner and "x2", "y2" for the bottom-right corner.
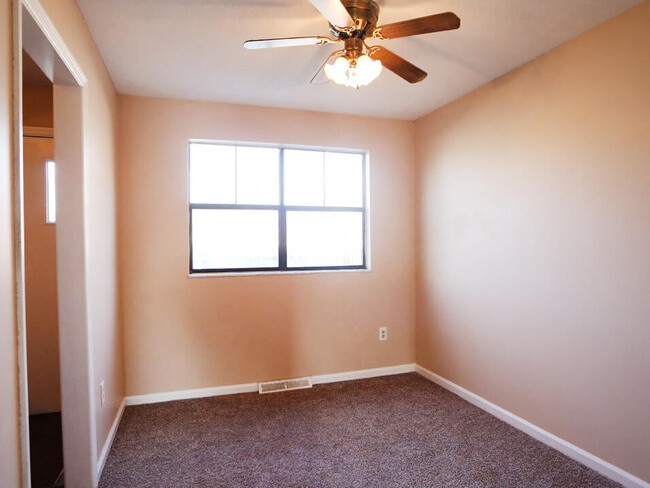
[{"x1": 175, "y1": 274, "x2": 372, "y2": 388}]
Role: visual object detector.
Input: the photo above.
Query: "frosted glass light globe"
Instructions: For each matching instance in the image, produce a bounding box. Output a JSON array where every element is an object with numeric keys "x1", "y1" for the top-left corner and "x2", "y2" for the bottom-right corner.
[
  {"x1": 324, "y1": 57, "x2": 351, "y2": 86},
  {"x1": 355, "y1": 55, "x2": 382, "y2": 87},
  {"x1": 324, "y1": 54, "x2": 383, "y2": 89}
]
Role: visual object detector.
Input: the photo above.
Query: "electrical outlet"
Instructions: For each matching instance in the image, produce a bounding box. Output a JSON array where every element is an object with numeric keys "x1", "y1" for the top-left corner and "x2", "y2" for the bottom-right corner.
[
  {"x1": 379, "y1": 327, "x2": 388, "y2": 341},
  {"x1": 100, "y1": 380, "x2": 106, "y2": 406}
]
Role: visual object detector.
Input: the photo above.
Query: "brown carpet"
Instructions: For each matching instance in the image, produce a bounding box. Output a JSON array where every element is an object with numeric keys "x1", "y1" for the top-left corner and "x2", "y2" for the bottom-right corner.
[{"x1": 100, "y1": 374, "x2": 620, "y2": 487}]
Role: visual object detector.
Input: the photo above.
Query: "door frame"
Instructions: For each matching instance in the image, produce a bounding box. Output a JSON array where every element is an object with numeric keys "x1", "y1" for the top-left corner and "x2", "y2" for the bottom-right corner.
[{"x1": 12, "y1": 0, "x2": 98, "y2": 486}]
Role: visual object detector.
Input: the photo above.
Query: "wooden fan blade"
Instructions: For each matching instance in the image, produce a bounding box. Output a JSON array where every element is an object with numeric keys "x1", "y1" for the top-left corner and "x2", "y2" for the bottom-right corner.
[
  {"x1": 368, "y1": 47, "x2": 427, "y2": 84},
  {"x1": 373, "y1": 12, "x2": 460, "y2": 40},
  {"x1": 244, "y1": 36, "x2": 334, "y2": 50},
  {"x1": 309, "y1": 0, "x2": 355, "y2": 28}
]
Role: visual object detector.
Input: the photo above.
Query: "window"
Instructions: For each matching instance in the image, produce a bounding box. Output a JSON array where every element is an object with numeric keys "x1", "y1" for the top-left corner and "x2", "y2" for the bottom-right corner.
[
  {"x1": 189, "y1": 142, "x2": 367, "y2": 274},
  {"x1": 45, "y1": 160, "x2": 56, "y2": 224}
]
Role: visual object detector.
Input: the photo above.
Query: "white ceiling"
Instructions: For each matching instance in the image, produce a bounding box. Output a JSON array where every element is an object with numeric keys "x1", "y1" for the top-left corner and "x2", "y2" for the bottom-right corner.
[{"x1": 75, "y1": 0, "x2": 642, "y2": 120}]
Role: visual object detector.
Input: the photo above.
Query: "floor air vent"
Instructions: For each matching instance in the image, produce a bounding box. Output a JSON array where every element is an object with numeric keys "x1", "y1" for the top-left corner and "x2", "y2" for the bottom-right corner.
[{"x1": 258, "y1": 377, "x2": 312, "y2": 394}]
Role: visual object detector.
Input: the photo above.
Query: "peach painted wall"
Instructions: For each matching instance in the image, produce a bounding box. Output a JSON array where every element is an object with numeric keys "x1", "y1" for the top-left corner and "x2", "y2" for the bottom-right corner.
[
  {"x1": 118, "y1": 95, "x2": 416, "y2": 396},
  {"x1": 0, "y1": 0, "x2": 21, "y2": 484},
  {"x1": 23, "y1": 135, "x2": 61, "y2": 415},
  {"x1": 415, "y1": 2, "x2": 650, "y2": 482}
]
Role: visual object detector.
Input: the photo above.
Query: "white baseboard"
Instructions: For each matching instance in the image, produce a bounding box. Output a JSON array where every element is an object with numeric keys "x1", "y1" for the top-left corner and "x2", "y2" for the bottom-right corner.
[
  {"x1": 415, "y1": 365, "x2": 649, "y2": 488},
  {"x1": 125, "y1": 363, "x2": 416, "y2": 407},
  {"x1": 312, "y1": 363, "x2": 416, "y2": 385},
  {"x1": 97, "y1": 398, "x2": 126, "y2": 477},
  {"x1": 126, "y1": 382, "x2": 258, "y2": 406}
]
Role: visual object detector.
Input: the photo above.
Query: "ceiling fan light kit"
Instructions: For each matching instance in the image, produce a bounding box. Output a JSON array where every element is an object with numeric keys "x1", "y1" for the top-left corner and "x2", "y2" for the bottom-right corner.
[
  {"x1": 243, "y1": 0, "x2": 460, "y2": 89},
  {"x1": 324, "y1": 53, "x2": 382, "y2": 89},
  {"x1": 323, "y1": 36, "x2": 383, "y2": 89}
]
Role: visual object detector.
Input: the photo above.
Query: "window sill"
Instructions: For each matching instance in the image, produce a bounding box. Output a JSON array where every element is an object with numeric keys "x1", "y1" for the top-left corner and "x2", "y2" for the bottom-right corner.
[{"x1": 188, "y1": 268, "x2": 372, "y2": 278}]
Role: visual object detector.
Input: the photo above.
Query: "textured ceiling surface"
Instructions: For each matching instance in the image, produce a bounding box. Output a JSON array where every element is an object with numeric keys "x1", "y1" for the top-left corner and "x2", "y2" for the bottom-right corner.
[{"x1": 75, "y1": 0, "x2": 642, "y2": 120}]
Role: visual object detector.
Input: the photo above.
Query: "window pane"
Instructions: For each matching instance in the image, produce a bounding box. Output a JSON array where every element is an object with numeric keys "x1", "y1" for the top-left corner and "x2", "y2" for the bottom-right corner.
[
  {"x1": 46, "y1": 161, "x2": 56, "y2": 223},
  {"x1": 236, "y1": 146, "x2": 279, "y2": 205},
  {"x1": 284, "y1": 150, "x2": 324, "y2": 206},
  {"x1": 287, "y1": 211, "x2": 363, "y2": 268},
  {"x1": 324, "y1": 152, "x2": 363, "y2": 207},
  {"x1": 192, "y1": 209, "x2": 278, "y2": 270},
  {"x1": 190, "y1": 143, "x2": 236, "y2": 204}
]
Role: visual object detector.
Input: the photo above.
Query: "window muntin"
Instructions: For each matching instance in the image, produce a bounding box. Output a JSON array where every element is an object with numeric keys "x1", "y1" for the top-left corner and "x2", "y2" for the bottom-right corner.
[
  {"x1": 45, "y1": 160, "x2": 56, "y2": 224},
  {"x1": 189, "y1": 142, "x2": 367, "y2": 274}
]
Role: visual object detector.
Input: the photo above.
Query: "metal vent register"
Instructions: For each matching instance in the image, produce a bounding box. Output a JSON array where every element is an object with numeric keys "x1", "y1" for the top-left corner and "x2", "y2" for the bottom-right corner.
[{"x1": 258, "y1": 377, "x2": 312, "y2": 394}]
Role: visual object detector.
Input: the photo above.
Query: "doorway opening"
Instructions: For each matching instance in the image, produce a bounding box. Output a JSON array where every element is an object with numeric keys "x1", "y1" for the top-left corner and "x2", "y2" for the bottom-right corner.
[
  {"x1": 22, "y1": 50, "x2": 64, "y2": 488},
  {"x1": 14, "y1": 1, "x2": 98, "y2": 487}
]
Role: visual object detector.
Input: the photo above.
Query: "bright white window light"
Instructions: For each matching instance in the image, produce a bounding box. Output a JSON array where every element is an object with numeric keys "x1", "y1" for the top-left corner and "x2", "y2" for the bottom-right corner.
[
  {"x1": 324, "y1": 54, "x2": 382, "y2": 89},
  {"x1": 45, "y1": 160, "x2": 56, "y2": 224},
  {"x1": 286, "y1": 211, "x2": 363, "y2": 268},
  {"x1": 188, "y1": 142, "x2": 367, "y2": 273}
]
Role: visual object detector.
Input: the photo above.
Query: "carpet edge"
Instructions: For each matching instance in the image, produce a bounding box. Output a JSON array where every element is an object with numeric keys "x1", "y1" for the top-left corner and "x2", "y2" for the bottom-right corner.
[{"x1": 415, "y1": 364, "x2": 649, "y2": 488}]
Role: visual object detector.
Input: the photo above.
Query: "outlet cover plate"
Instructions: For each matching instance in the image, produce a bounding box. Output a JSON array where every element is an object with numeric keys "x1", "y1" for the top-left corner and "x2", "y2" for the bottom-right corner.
[{"x1": 379, "y1": 327, "x2": 388, "y2": 341}]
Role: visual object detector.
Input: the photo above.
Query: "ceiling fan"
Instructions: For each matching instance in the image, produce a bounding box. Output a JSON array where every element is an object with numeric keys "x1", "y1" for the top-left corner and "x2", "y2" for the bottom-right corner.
[{"x1": 243, "y1": 0, "x2": 460, "y2": 89}]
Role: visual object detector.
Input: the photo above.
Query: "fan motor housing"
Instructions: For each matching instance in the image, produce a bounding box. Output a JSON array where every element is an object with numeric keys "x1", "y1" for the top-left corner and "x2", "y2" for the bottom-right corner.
[{"x1": 330, "y1": 0, "x2": 379, "y2": 37}]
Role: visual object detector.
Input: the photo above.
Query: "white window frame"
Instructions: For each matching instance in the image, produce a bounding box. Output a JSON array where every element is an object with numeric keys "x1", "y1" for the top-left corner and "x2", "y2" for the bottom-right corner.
[{"x1": 188, "y1": 140, "x2": 370, "y2": 275}]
